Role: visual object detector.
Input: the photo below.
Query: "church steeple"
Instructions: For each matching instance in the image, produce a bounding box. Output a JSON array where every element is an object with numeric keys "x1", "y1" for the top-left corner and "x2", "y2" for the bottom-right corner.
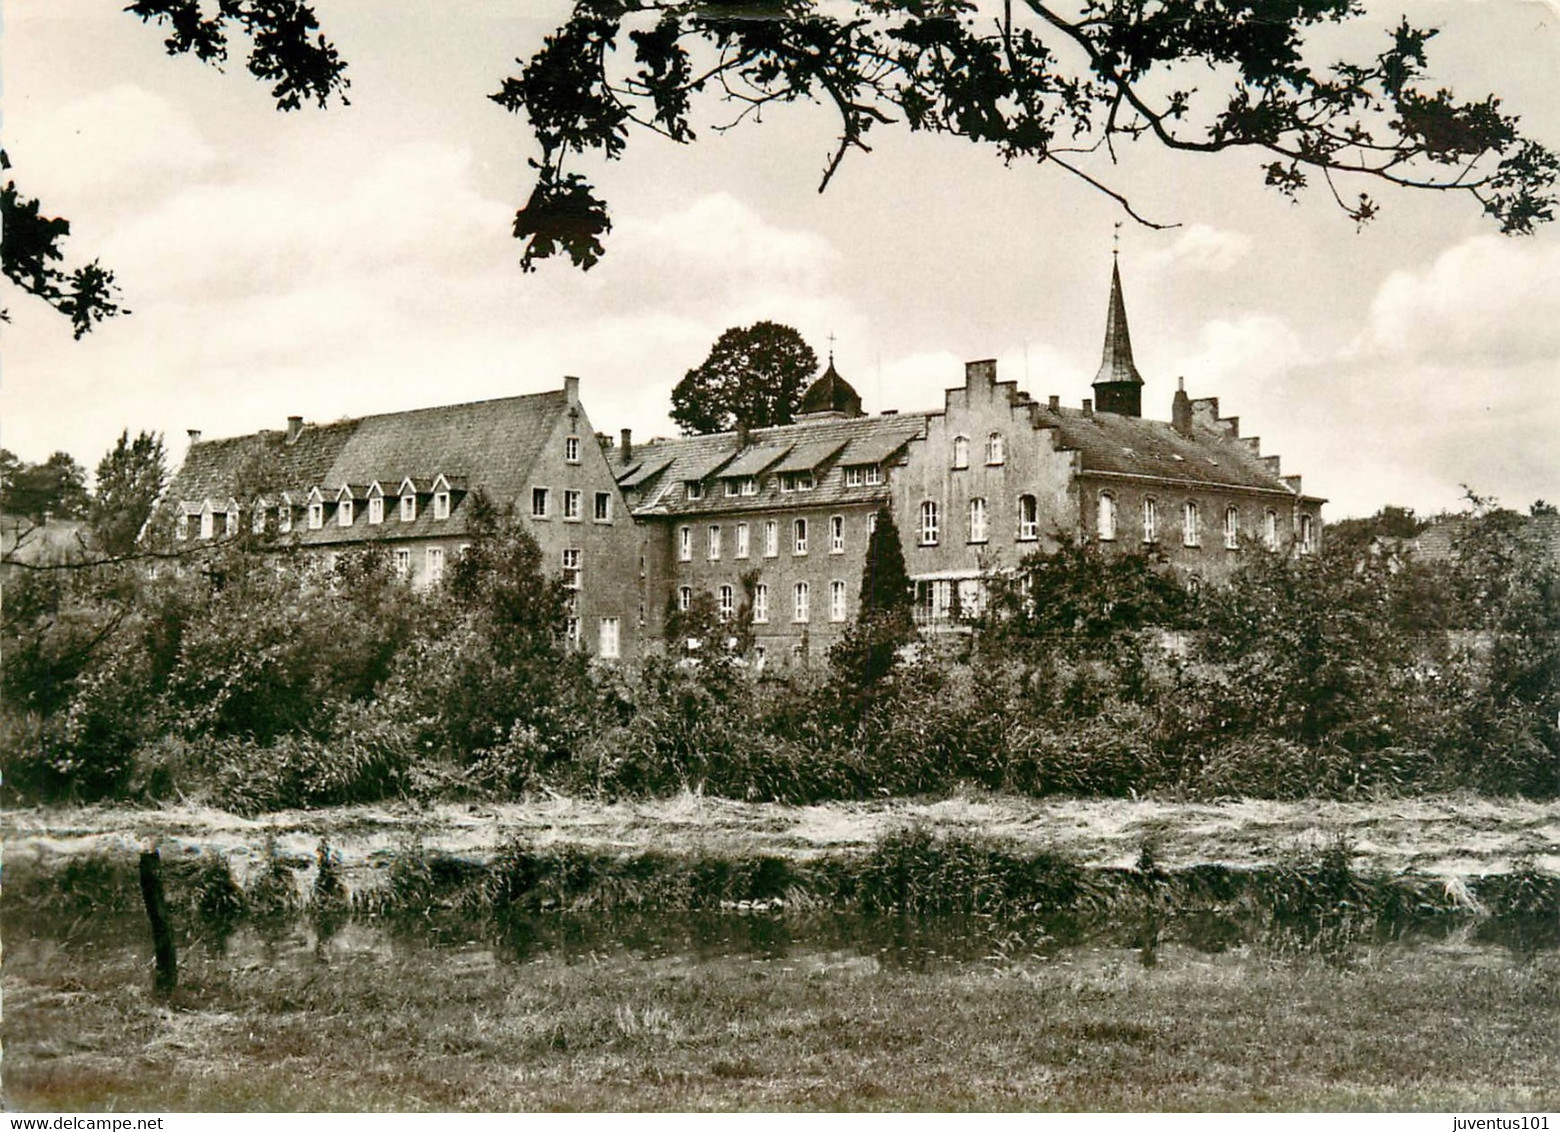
[{"x1": 1092, "y1": 252, "x2": 1144, "y2": 417}]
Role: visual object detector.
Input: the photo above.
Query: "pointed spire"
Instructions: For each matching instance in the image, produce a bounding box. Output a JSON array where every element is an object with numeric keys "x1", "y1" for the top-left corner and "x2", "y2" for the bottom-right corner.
[{"x1": 1092, "y1": 253, "x2": 1144, "y2": 416}]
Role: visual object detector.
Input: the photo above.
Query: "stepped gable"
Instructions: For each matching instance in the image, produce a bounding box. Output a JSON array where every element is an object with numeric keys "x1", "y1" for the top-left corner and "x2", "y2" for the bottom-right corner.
[
  {"x1": 626, "y1": 413, "x2": 927, "y2": 516},
  {"x1": 1038, "y1": 405, "x2": 1297, "y2": 496}
]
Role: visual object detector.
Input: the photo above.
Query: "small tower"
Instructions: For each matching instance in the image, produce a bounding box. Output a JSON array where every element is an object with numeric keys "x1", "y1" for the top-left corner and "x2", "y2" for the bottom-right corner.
[
  {"x1": 1091, "y1": 253, "x2": 1144, "y2": 418},
  {"x1": 798, "y1": 350, "x2": 864, "y2": 420}
]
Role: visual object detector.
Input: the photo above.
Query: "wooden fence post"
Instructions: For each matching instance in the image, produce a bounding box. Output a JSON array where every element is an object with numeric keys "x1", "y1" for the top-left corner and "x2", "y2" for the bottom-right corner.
[{"x1": 139, "y1": 849, "x2": 178, "y2": 994}]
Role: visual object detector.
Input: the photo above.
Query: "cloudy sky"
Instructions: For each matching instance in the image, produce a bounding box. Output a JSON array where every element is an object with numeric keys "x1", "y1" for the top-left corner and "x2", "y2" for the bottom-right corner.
[{"x1": 3, "y1": 0, "x2": 1557, "y2": 518}]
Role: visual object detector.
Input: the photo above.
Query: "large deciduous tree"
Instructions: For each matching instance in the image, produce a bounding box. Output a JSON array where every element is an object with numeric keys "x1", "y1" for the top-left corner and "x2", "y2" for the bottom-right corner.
[
  {"x1": 90, "y1": 430, "x2": 169, "y2": 557},
  {"x1": 493, "y1": 0, "x2": 1559, "y2": 270},
  {"x1": 671, "y1": 321, "x2": 819, "y2": 434},
  {"x1": 1, "y1": 450, "x2": 91, "y2": 522}
]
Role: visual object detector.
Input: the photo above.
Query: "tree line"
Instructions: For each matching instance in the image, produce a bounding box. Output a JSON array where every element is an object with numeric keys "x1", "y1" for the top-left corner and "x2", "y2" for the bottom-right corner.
[{"x1": 4, "y1": 491, "x2": 1555, "y2": 810}]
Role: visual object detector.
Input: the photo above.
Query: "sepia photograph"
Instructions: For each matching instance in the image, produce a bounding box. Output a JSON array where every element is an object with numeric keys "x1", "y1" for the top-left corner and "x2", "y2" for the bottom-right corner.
[{"x1": 2, "y1": 0, "x2": 1557, "y2": 1114}]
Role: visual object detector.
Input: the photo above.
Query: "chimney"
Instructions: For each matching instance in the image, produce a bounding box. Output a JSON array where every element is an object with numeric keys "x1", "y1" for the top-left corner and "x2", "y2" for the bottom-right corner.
[
  {"x1": 965, "y1": 359, "x2": 997, "y2": 390},
  {"x1": 187, "y1": 428, "x2": 202, "y2": 443},
  {"x1": 1082, "y1": 398, "x2": 1094, "y2": 416},
  {"x1": 286, "y1": 416, "x2": 303, "y2": 444},
  {"x1": 736, "y1": 419, "x2": 752, "y2": 449},
  {"x1": 1047, "y1": 394, "x2": 1060, "y2": 412},
  {"x1": 564, "y1": 375, "x2": 580, "y2": 404},
  {"x1": 1172, "y1": 377, "x2": 1194, "y2": 436},
  {"x1": 620, "y1": 428, "x2": 633, "y2": 464}
]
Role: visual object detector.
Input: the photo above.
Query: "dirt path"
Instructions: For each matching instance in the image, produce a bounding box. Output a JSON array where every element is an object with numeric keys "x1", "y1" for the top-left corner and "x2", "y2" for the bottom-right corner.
[{"x1": 6, "y1": 794, "x2": 1557, "y2": 892}]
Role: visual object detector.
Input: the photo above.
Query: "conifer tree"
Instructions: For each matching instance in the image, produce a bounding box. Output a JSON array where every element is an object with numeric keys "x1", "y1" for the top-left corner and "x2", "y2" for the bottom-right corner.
[{"x1": 831, "y1": 505, "x2": 915, "y2": 692}]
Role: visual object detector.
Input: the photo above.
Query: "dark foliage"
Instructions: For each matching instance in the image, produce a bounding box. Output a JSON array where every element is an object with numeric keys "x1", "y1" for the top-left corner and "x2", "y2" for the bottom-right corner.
[
  {"x1": 89, "y1": 430, "x2": 169, "y2": 557},
  {"x1": 670, "y1": 321, "x2": 819, "y2": 434},
  {"x1": 494, "y1": 2, "x2": 1559, "y2": 270}
]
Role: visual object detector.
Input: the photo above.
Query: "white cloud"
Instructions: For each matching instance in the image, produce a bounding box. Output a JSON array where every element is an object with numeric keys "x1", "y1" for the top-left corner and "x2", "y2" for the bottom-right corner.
[
  {"x1": 1354, "y1": 235, "x2": 1560, "y2": 366},
  {"x1": 1163, "y1": 314, "x2": 1311, "y2": 392},
  {"x1": 5, "y1": 84, "x2": 217, "y2": 207},
  {"x1": 1143, "y1": 224, "x2": 1253, "y2": 273}
]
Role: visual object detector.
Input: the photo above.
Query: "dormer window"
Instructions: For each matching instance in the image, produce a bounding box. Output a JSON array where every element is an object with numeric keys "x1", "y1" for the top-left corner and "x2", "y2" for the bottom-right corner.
[
  {"x1": 725, "y1": 479, "x2": 740, "y2": 498},
  {"x1": 225, "y1": 504, "x2": 239, "y2": 537},
  {"x1": 986, "y1": 432, "x2": 1005, "y2": 465},
  {"x1": 952, "y1": 436, "x2": 970, "y2": 469},
  {"x1": 252, "y1": 504, "x2": 266, "y2": 535},
  {"x1": 308, "y1": 498, "x2": 324, "y2": 530},
  {"x1": 686, "y1": 480, "x2": 705, "y2": 501},
  {"x1": 200, "y1": 507, "x2": 214, "y2": 540},
  {"x1": 780, "y1": 472, "x2": 813, "y2": 493},
  {"x1": 369, "y1": 497, "x2": 384, "y2": 525},
  {"x1": 401, "y1": 494, "x2": 417, "y2": 522},
  {"x1": 434, "y1": 491, "x2": 450, "y2": 520},
  {"x1": 176, "y1": 513, "x2": 190, "y2": 541},
  {"x1": 565, "y1": 435, "x2": 581, "y2": 463},
  {"x1": 338, "y1": 499, "x2": 353, "y2": 528},
  {"x1": 843, "y1": 464, "x2": 882, "y2": 487},
  {"x1": 279, "y1": 502, "x2": 293, "y2": 533},
  {"x1": 740, "y1": 477, "x2": 758, "y2": 496}
]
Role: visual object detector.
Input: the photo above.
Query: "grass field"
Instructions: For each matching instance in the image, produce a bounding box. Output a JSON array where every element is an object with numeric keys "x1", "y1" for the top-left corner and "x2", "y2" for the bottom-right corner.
[{"x1": 5, "y1": 793, "x2": 1557, "y2": 1112}]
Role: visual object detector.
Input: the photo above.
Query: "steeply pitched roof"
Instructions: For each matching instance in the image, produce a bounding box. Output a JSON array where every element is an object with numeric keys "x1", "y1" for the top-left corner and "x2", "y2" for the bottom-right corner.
[
  {"x1": 1040, "y1": 405, "x2": 1305, "y2": 497},
  {"x1": 624, "y1": 413, "x2": 929, "y2": 515},
  {"x1": 798, "y1": 358, "x2": 863, "y2": 417},
  {"x1": 164, "y1": 390, "x2": 571, "y2": 541},
  {"x1": 1093, "y1": 259, "x2": 1143, "y2": 389}
]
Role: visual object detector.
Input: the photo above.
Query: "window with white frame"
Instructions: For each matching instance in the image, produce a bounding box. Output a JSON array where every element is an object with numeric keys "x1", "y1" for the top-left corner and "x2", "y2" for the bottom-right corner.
[
  {"x1": 763, "y1": 520, "x2": 779, "y2": 558},
  {"x1": 401, "y1": 494, "x2": 417, "y2": 522},
  {"x1": 793, "y1": 517, "x2": 808, "y2": 555},
  {"x1": 1020, "y1": 494, "x2": 1049, "y2": 541},
  {"x1": 919, "y1": 500, "x2": 939, "y2": 545},
  {"x1": 394, "y1": 548, "x2": 411, "y2": 578},
  {"x1": 434, "y1": 491, "x2": 451, "y2": 520},
  {"x1": 753, "y1": 583, "x2": 769, "y2": 623},
  {"x1": 678, "y1": 525, "x2": 692, "y2": 561},
  {"x1": 740, "y1": 476, "x2": 758, "y2": 496},
  {"x1": 830, "y1": 580, "x2": 847, "y2": 622},
  {"x1": 735, "y1": 523, "x2": 749, "y2": 558},
  {"x1": 1097, "y1": 492, "x2": 1117, "y2": 541},
  {"x1": 279, "y1": 506, "x2": 293, "y2": 533},
  {"x1": 562, "y1": 548, "x2": 582, "y2": 591},
  {"x1": 718, "y1": 584, "x2": 735, "y2": 621},
  {"x1": 1300, "y1": 513, "x2": 1316, "y2": 555},
  {"x1": 952, "y1": 435, "x2": 969, "y2": 469},
  {"x1": 369, "y1": 497, "x2": 384, "y2": 525},
  {"x1": 708, "y1": 525, "x2": 722, "y2": 560},
  {"x1": 598, "y1": 617, "x2": 620, "y2": 659},
  {"x1": 1224, "y1": 506, "x2": 1240, "y2": 549},
  {"x1": 426, "y1": 546, "x2": 445, "y2": 585},
  {"x1": 968, "y1": 497, "x2": 988, "y2": 544},
  {"x1": 594, "y1": 492, "x2": 611, "y2": 522},
  {"x1": 338, "y1": 499, "x2": 353, "y2": 528},
  {"x1": 565, "y1": 435, "x2": 581, "y2": 463},
  {"x1": 986, "y1": 432, "x2": 1005, "y2": 465},
  {"x1": 1143, "y1": 498, "x2": 1158, "y2": 543},
  {"x1": 685, "y1": 480, "x2": 704, "y2": 500},
  {"x1": 308, "y1": 502, "x2": 323, "y2": 531},
  {"x1": 563, "y1": 490, "x2": 581, "y2": 521},
  {"x1": 531, "y1": 487, "x2": 549, "y2": 518},
  {"x1": 678, "y1": 586, "x2": 692, "y2": 611},
  {"x1": 829, "y1": 515, "x2": 844, "y2": 554},
  {"x1": 724, "y1": 479, "x2": 741, "y2": 498},
  {"x1": 1183, "y1": 501, "x2": 1201, "y2": 547},
  {"x1": 252, "y1": 505, "x2": 266, "y2": 535},
  {"x1": 1265, "y1": 509, "x2": 1279, "y2": 551},
  {"x1": 844, "y1": 464, "x2": 882, "y2": 487},
  {"x1": 780, "y1": 472, "x2": 814, "y2": 493},
  {"x1": 793, "y1": 582, "x2": 810, "y2": 623}
]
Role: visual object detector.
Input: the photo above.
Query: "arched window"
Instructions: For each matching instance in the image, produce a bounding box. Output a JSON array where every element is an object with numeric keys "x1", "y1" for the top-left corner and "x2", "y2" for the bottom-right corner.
[
  {"x1": 986, "y1": 432, "x2": 1005, "y2": 465},
  {"x1": 1224, "y1": 506, "x2": 1240, "y2": 549},
  {"x1": 1097, "y1": 492, "x2": 1117, "y2": 541},
  {"x1": 1300, "y1": 513, "x2": 1316, "y2": 555},
  {"x1": 1264, "y1": 509, "x2": 1279, "y2": 551},
  {"x1": 793, "y1": 582, "x2": 810, "y2": 623},
  {"x1": 968, "y1": 497, "x2": 988, "y2": 543},
  {"x1": 718, "y1": 584, "x2": 735, "y2": 621},
  {"x1": 919, "y1": 500, "x2": 940, "y2": 545},
  {"x1": 793, "y1": 517, "x2": 808, "y2": 555},
  {"x1": 952, "y1": 436, "x2": 970, "y2": 469},
  {"x1": 1142, "y1": 498, "x2": 1158, "y2": 543},
  {"x1": 1182, "y1": 501, "x2": 1200, "y2": 547},
  {"x1": 1017, "y1": 494, "x2": 1039, "y2": 541}
]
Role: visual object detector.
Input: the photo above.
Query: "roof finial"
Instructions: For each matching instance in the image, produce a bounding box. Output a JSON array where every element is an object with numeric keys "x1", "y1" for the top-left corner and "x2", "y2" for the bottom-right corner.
[
  {"x1": 826, "y1": 329, "x2": 836, "y2": 366},
  {"x1": 1112, "y1": 221, "x2": 1122, "y2": 261}
]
